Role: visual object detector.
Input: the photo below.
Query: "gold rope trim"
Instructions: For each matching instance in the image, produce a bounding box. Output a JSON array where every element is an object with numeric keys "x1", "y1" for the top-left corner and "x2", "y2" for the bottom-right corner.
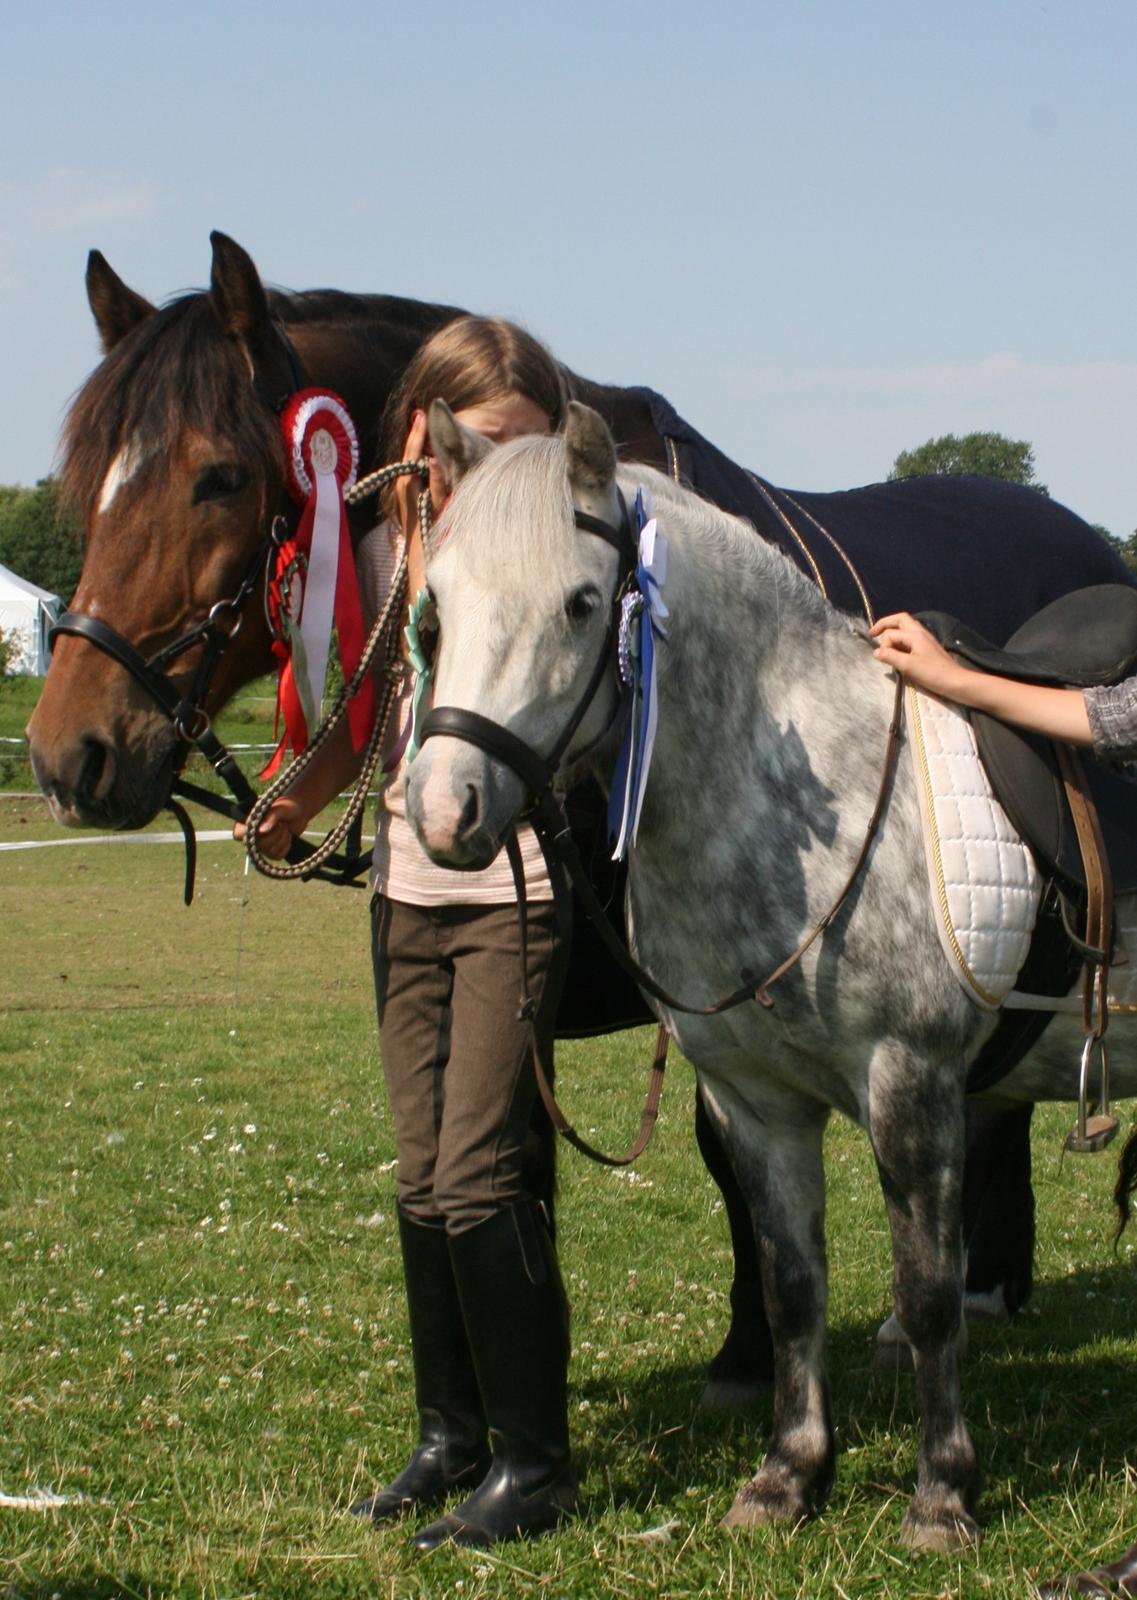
[{"x1": 908, "y1": 686, "x2": 1002, "y2": 1008}]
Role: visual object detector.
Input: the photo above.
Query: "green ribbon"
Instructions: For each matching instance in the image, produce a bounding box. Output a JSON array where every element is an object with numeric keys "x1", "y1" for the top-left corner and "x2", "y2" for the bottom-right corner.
[{"x1": 403, "y1": 587, "x2": 437, "y2": 764}]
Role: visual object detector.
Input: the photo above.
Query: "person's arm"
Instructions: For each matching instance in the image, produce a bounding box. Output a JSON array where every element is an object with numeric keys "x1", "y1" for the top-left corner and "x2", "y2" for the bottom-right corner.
[{"x1": 868, "y1": 611, "x2": 1093, "y2": 746}]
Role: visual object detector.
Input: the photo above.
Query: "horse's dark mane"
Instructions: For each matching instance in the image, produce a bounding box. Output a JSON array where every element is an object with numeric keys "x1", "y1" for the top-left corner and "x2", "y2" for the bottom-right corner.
[
  {"x1": 59, "y1": 285, "x2": 464, "y2": 528},
  {"x1": 59, "y1": 292, "x2": 280, "y2": 525},
  {"x1": 265, "y1": 286, "x2": 462, "y2": 328}
]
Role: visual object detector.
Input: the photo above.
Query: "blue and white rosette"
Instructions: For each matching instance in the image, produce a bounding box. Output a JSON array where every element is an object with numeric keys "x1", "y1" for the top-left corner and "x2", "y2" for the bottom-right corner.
[{"x1": 609, "y1": 487, "x2": 668, "y2": 860}]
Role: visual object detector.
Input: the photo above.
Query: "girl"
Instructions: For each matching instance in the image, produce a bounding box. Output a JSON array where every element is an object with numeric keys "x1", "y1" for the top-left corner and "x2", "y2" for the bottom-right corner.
[{"x1": 248, "y1": 318, "x2": 575, "y2": 1550}]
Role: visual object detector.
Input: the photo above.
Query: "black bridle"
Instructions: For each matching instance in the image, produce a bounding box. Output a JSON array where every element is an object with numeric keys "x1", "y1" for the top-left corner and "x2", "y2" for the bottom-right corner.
[{"x1": 46, "y1": 328, "x2": 371, "y2": 899}]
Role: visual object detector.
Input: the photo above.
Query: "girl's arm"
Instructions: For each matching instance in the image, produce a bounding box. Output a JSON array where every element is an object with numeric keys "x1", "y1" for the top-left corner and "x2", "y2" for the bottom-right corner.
[
  {"x1": 234, "y1": 716, "x2": 366, "y2": 858},
  {"x1": 868, "y1": 611, "x2": 1094, "y2": 747}
]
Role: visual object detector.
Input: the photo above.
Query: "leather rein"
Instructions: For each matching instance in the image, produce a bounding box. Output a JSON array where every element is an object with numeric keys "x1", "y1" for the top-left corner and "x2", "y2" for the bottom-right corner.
[{"x1": 418, "y1": 495, "x2": 906, "y2": 1167}]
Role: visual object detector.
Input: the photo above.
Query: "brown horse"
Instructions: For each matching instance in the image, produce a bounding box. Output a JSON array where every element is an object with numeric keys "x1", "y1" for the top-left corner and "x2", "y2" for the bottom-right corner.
[{"x1": 26, "y1": 233, "x2": 1131, "y2": 1430}]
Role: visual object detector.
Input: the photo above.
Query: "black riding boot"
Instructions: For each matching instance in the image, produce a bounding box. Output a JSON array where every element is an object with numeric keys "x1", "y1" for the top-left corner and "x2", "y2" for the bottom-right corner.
[
  {"x1": 414, "y1": 1201, "x2": 577, "y2": 1550},
  {"x1": 351, "y1": 1209, "x2": 489, "y2": 1524}
]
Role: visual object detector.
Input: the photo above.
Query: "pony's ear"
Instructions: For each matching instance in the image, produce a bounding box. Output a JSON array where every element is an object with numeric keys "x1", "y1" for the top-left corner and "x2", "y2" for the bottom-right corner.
[
  {"x1": 428, "y1": 399, "x2": 494, "y2": 490},
  {"x1": 208, "y1": 231, "x2": 272, "y2": 342},
  {"x1": 565, "y1": 401, "x2": 617, "y2": 496},
  {"x1": 86, "y1": 251, "x2": 156, "y2": 353}
]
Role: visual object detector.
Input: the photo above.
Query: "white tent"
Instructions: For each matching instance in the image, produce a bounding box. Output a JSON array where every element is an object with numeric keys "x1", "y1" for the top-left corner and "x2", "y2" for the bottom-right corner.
[{"x1": 0, "y1": 562, "x2": 61, "y2": 675}]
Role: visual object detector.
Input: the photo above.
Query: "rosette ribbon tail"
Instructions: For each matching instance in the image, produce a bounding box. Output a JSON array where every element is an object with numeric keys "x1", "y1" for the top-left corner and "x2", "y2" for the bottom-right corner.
[{"x1": 609, "y1": 490, "x2": 668, "y2": 861}]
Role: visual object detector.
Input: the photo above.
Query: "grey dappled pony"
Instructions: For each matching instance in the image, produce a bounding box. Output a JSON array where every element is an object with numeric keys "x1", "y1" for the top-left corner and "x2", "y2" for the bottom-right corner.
[{"x1": 405, "y1": 401, "x2": 1137, "y2": 1553}]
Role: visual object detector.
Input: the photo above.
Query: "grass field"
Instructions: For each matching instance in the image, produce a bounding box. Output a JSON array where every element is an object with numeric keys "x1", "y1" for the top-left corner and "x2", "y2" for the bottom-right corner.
[{"x1": 1, "y1": 790, "x2": 1135, "y2": 1599}]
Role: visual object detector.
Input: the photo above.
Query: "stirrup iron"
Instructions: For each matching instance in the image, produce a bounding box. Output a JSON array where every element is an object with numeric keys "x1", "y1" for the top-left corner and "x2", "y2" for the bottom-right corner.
[{"x1": 1065, "y1": 1035, "x2": 1119, "y2": 1153}]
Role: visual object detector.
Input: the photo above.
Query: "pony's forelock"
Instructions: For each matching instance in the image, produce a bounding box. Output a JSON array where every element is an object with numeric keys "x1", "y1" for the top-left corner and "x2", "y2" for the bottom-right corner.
[{"x1": 438, "y1": 435, "x2": 579, "y2": 589}]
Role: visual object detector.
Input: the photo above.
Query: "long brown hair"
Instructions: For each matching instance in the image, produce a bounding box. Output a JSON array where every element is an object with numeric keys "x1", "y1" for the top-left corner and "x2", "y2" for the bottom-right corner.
[{"x1": 379, "y1": 316, "x2": 567, "y2": 484}]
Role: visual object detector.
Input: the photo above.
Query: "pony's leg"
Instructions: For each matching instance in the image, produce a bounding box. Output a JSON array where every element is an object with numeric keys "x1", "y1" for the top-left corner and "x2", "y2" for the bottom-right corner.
[
  {"x1": 869, "y1": 1047, "x2": 981, "y2": 1553},
  {"x1": 695, "y1": 1091, "x2": 775, "y2": 1408},
  {"x1": 701, "y1": 1081, "x2": 834, "y2": 1529}
]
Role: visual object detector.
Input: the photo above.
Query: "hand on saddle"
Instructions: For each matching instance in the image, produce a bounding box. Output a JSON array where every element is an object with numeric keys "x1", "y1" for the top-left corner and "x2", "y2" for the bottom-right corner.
[
  {"x1": 869, "y1": 612, "x2": 967, "y2": 698},
  {"x1": 232, "y1": 796, "x2": 309, "y2": 860}
]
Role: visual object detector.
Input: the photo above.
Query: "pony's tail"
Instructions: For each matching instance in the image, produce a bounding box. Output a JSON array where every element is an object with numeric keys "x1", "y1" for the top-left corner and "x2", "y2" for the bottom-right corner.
[{"x1": 1113, "y1": 1126, "x2": 1137, "y2": 1244}]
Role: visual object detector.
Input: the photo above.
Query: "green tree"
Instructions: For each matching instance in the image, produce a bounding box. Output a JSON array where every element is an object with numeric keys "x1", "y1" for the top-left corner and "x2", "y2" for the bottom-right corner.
[
  {"x1": 890, "y1": 432, "x2": 1049, "y2": 496},
  {"x1": 0, "y1": 478, "x2": 83, "y2": 600},
  {"x1": 1114, "y1": 529, "x2": 1137, "y2": 581}
]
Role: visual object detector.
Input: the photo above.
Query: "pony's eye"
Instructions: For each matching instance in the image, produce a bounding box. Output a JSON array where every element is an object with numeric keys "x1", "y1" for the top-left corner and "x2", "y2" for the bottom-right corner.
[
  {"x1": 192, "y1": 464, "x2": 249, "y2": 504},
  {"x1": 564, "y1": 584, "x2": 600, "y2": 625}
]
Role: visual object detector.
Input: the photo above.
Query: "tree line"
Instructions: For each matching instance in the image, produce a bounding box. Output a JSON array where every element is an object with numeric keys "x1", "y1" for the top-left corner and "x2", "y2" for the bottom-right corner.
[{"x1": 1, "y1": 432, "x2": 1134, "y2": 604}]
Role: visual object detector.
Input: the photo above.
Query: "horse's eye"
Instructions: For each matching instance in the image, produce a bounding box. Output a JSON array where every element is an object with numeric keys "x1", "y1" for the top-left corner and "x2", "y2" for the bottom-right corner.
[
  {"x1": 564, "y1": 585, "x2": 600, "y2": 625},
  {"x1": 192, "y1": 464, "x2": 249, "y2": 505}
]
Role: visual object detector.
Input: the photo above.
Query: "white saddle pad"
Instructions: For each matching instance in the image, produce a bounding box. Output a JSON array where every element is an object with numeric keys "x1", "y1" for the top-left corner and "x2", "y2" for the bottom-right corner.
[
  {"x1": 907, "y1": 688, "x2": 1137, "y2": 1020},
  {"x1": 907, "y1": 688, "x2": 1041, "y2": 1009}
]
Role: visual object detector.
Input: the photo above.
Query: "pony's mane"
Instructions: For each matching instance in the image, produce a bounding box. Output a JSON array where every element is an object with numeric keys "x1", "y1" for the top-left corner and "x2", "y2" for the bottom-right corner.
[{"x1": 440, "y1": 434, "x2": 843, "y2": 638}]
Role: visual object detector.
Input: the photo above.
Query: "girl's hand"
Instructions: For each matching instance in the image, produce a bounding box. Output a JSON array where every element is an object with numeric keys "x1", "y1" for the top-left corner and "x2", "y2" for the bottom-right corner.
[
  {"x1": 868, "y1": 612, "x2": 967, "y2": 698},
  {"x1": 393, "y1": 409, "x2": 450, "y2": 545},
  {"x1": 232, "y1": 796, "x2": 308, "y2": 860}
]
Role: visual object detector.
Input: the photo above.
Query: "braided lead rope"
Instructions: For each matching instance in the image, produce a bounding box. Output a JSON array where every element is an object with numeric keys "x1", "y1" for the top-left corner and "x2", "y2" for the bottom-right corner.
[{"x1": 244, "y1": 458, "x2": 431, "y2": 881}]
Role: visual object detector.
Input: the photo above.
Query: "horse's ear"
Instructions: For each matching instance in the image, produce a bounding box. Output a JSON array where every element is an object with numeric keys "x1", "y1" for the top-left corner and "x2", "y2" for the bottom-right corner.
[
  {"x1": 86, "y1": 251, "x2": 156, "y2": 353},
  {"x1": 208, "y1": 231, "x2": 272, "y2": 342},
  {"x1": 428, "y1": 399, "x2": 494, "y2": 489},
  {"x1": 565, "y1": 401, "x2": 617, "y2": 495}
]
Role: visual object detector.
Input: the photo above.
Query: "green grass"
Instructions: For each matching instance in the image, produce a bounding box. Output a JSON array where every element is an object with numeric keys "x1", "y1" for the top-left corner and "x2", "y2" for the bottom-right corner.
[
  {"x1": 0, "y1": 676, "x2": 280, "y2": 794},
  {"x1": 1, "y1": 793, "x2": 1135, "y2": 1597}
]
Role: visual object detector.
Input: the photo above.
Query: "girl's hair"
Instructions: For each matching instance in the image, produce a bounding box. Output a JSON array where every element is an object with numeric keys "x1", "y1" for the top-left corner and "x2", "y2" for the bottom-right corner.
[{"x1": 379, "y1": 316, "x2": 567, "y2": 478}]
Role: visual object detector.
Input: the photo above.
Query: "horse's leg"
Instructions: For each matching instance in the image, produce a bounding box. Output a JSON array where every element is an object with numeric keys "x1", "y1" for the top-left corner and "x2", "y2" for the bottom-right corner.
[
  {"x1": 869, "y1": 1044, "x2": 981, "y2": 1552},
  {"x1": 1037, "y1": 1540, "x2": 1137, "y2": 1598},
  {"x1": 874, "y1": 1098, "x2": 1036, "y2": 1364},
  {"x1": 961, "y1": 1100, "x2": 1035, "y2": 1317},
  {"x1": 700, "y1": 1080, "x2": 834, "y2": 1529},
  {"x1": 695, "y1": 1090, "x2": 775, "y2": 1407}
]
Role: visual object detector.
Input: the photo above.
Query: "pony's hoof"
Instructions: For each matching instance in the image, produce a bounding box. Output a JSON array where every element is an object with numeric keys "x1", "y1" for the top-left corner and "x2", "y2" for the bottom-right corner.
[
  {"x1": 699, "y1": 1375, "x2": 771, "y2": 1413},
  {"x1": 899, "y1": 1502, "x2": 981, "y2": 1555},
  {"x1": 721, "y1": 1475, "x2": 810, "y2": 1531}
]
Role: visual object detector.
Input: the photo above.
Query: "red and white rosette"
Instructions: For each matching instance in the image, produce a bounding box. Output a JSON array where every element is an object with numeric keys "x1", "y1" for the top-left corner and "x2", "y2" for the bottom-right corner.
[{"x1": 264, "y1": 388, "x2": 373, "y2": 775}]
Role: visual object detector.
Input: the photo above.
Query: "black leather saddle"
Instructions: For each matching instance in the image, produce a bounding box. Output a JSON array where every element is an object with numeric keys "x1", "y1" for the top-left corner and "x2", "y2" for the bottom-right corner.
[{"x1": 920, "y1": 585, "x2": 1137, "y2": 896}]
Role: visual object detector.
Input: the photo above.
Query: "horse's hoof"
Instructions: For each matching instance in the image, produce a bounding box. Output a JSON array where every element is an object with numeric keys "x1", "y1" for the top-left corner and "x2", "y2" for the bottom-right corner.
[
  {"x1": 699, "y1": 1374, "x2": 771, "y2": 1412},
  {"x1": 962, "y1": 1284, "x2": 1010, "y2": 1325},
  {"x1": 872, "y1": 1314, "x2": 915, "y2": 1373},
  {"x1": 899, "y1": 1502, "x2": 981, "y2": 1555}
]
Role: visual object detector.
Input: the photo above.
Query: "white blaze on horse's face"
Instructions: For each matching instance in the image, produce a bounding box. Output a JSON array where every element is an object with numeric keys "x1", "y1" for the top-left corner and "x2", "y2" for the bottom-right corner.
[{"x1": 406, "y1": 402, "x2": 623, "y2": 870}]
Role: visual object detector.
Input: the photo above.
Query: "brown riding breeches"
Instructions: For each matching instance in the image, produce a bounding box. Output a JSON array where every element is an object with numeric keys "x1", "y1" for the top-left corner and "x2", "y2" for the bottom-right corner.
[{"x1": 370, "y1": 895, "x2": 568, "y2": 1233}]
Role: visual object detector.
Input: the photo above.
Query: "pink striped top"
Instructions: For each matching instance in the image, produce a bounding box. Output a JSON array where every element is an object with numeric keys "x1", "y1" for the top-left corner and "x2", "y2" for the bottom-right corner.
[{"x1": 357, "y1": 523, "x2": 554, "y2": 906}]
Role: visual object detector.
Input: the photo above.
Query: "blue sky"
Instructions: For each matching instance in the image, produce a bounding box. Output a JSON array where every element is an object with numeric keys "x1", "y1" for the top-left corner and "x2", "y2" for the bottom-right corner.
[{"x1": 3, "y1": 0, "x2": 1135, "y2": 534}]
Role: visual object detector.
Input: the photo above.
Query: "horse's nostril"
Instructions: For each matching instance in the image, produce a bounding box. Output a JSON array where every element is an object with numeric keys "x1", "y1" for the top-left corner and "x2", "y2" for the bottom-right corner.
[
  {"x1": 79, "y1": 733, "x2": 116, "y2": 805},
  {"x1": 458, "y1": 784, "x2": 480, "y2": 837}
]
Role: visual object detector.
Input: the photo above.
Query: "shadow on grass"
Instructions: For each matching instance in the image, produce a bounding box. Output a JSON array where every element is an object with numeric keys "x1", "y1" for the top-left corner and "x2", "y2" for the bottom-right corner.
[
  {"x1": 568, "y1": 1261, "x2": 1136, "y2": 1523},
  {"x1": 5, "y1": 1578, "x2": 155, "y2": 1600}
]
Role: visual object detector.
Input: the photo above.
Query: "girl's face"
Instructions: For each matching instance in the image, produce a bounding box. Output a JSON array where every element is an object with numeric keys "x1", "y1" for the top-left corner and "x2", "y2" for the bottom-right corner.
[{"x1": 450, "y1": 392, "x2": 551, "y2": 443}]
